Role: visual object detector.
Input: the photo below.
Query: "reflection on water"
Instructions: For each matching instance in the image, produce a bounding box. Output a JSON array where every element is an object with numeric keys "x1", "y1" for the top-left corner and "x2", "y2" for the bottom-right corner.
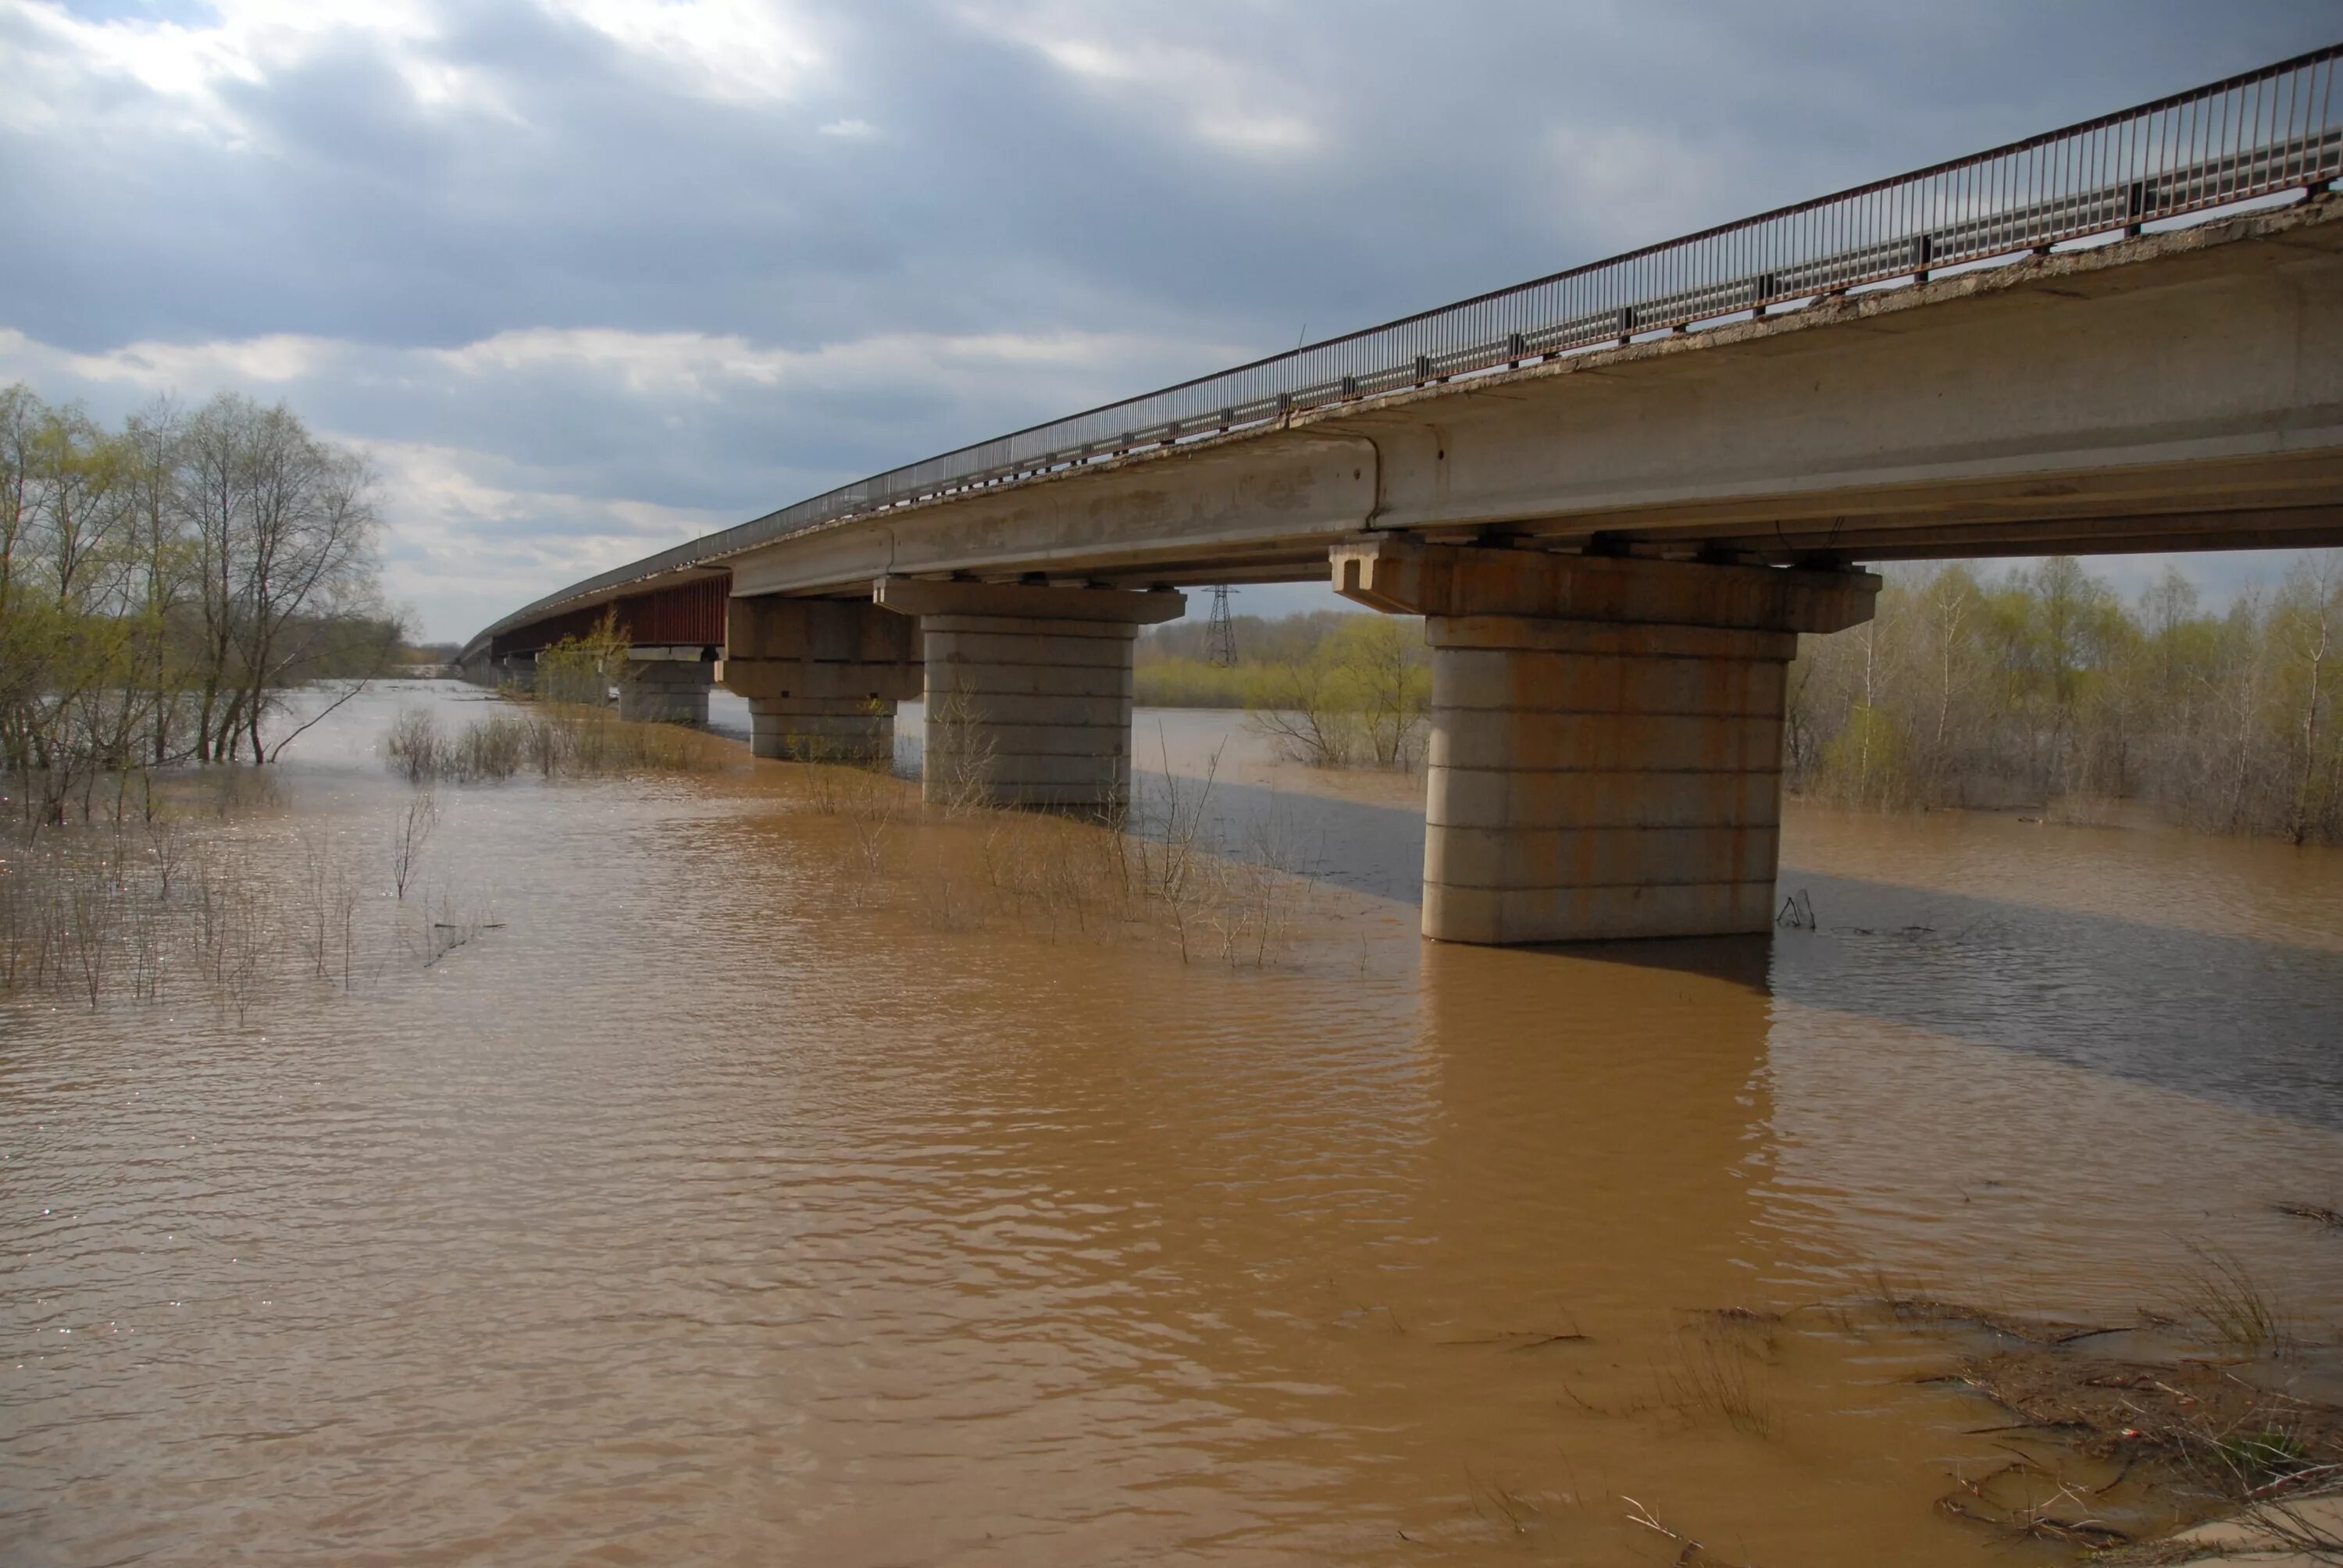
[
  {"x1": 5, "y1": 683, "x2": 2339, "y2": 1565},
  {"x1": 1079, "y1": 703, "x2": 2343, "y2": 1131}
]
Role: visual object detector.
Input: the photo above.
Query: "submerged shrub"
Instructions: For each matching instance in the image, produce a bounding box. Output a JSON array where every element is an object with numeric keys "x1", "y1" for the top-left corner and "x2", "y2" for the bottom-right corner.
[
  {"x1": 1243, "y1": 616, "x2": 1428, "y2": 771},
  {"x1": 383, "y1": 704, "x2": 727, "y2": 783},
  {"x1": 383, "y1": 708, "x2": 444, "y2": 782}
]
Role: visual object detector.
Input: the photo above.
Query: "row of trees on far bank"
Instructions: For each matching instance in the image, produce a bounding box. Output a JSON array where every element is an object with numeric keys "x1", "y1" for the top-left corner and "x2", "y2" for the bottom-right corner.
[
  {"x1": 2, "y1": 383, "x2": 394, "y2": 828},
  {"x1": 1790, "y1": 554, "x2": 2343, "y2": 843},
  {"x1": 1139, "y1": 611, "x2": 1432, "y2": 769},
  {"x1": 1136, "y1": 552, "x2": 2343, "y2": 844}
]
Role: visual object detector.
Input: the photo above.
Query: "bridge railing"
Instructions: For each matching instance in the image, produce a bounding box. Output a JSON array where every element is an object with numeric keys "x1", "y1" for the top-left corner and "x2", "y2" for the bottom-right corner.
[{"x1": 472, "y1": 44, "x2": 2342, "y2": 650}]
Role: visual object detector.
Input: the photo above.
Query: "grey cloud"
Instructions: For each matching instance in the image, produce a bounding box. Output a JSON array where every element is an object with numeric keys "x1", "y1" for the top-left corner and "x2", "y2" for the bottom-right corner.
[
  {"x1": 17, "y1": 1, "x2": 2321, "y2": 355},
  {"x1": 8, "y1": 6, "x2": 2323, "y2": 351},
  {"x1": 3, "y1": 0, "x2": 2337, "y2": 637}
]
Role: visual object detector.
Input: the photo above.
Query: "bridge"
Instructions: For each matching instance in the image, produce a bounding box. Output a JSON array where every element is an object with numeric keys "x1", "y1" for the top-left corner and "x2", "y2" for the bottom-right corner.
[{"x1": 462, "y1": 46, "x2": 2343, "y2": 946}]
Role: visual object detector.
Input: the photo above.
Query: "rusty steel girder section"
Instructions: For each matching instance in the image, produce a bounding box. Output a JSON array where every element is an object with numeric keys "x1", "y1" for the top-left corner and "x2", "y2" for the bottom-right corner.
[{"x1": 488, "y1": 576, "x2": 729, "y2": 657}]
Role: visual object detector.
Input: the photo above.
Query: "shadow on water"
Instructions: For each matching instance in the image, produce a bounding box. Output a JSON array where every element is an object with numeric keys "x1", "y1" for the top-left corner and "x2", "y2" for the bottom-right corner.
[
  {"x1": 1535, "y1": 932, "x2": 1778, "y2": 991},
  {"x1": 709, "y1": 691, "x2": 2341, "y2": 1131},
  {"x1": 1141, "y1": 768, "x2": 2343, "y2": 1135}
]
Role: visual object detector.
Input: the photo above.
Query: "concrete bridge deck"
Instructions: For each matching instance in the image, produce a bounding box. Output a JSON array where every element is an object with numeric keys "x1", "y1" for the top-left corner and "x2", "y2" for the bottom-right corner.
[{"x1": 464, "y1": 46, "x2": 2343, "y2": 945}]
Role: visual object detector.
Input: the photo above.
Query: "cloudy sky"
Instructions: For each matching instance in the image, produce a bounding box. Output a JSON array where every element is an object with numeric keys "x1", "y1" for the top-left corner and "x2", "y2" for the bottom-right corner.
[{"x1": 2, "y1": 1, "x2": 2335, "y2": 640}]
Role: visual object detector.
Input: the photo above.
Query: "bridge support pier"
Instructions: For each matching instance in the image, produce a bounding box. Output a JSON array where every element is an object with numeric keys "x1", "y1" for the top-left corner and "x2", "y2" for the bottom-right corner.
[
  {"x1": 875, "y1": 579, "x2": 1185, "y2": 814},
  {"x1": 1334, "y1": 539, "x2": 1878, "y2": 945},
  {"x1": 497, "y1": 652, "x2": 537, "y2": 693},
  {"x1": 618, "y1": 651, "x2": 715, "y2": 725},
  {"x1": 744, "y1": 697, "x2": 894, "y2": 761},
  {"x1": 722, "y1": 596, "x2": 920, "y2": 762}
]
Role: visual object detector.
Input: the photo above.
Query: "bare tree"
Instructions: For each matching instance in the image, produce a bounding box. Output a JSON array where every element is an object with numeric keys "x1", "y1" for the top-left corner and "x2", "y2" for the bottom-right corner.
[
  {"x1": 120, "y1": 401, "x2": 196, "y2": 765},
  {"x1": 1243, "y1": 615, "x2": 1427, "y2": 770},
  {"x1": 2, "y1": 383, "x2": 397, "y2": 835},
  {"x1": 33, "y1": 404, "x2": 130, "y2": 608},
  {"x1": 179, "y1": 395, "x2": 385, "y2": 762},
  {"x1": 1917, "y1": 563, "x2": 1982, "y2": 800},
  {"x1": 390, "y1": 784, "x2": 438, "y2": 900},
  {"x1": 2278, "y1": 552, "x2": 2341, "y2": 844},
  {"x1": 0, "y1": 384, "x2": 43, "y2": 621}
]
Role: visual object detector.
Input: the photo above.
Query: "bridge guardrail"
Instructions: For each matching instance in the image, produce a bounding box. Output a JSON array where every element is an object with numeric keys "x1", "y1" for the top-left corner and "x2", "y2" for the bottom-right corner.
[{"x1": 470, "y1": 44, "x2": 2342, "y2": 654}]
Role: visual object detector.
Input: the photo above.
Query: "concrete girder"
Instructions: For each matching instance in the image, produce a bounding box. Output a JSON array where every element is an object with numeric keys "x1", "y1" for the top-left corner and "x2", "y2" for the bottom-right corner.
[
  {"x1": 724, "y1": 433, "x2": 1378, "y2": 600},
  {"x1": 1319, "y1": 208, "x2": 2343, "y2": 554},
  {"x1": 470, "y1": 204, "x2": 2343, "y2": 671},
  {"x1": 696, "y1": 203, "x2": 2343, "y2": 604}
]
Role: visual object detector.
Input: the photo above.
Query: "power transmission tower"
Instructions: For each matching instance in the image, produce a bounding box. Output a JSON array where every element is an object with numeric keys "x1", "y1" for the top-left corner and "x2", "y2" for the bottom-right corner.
[{"x1": 1205, "y1": 585, "x2": 1238, "y2": 667}]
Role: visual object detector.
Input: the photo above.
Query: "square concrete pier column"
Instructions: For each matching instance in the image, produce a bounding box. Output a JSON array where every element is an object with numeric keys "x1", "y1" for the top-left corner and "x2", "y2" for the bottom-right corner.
[
  {"x1": 874, "y1": 579, "x2": 1186, "y2": 813},
  {"x1": 617, "y1": 649, "x2": 715, "y2": 724},
  {"x1": 722, "y1": 596, "x2": 921, "y2": 762},
  {"x1": 1334, "y1": 539, "x2": 1878, "y2": 945},
  {"x1": 745, "y1": 697, "x2": 903, "y2": 761}
]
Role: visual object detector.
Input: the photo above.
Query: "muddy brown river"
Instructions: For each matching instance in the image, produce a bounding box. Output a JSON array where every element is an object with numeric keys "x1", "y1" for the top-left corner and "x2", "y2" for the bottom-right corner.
[{"x1": 5, "y1": 682, "x2": 2341, "y2": 1564}]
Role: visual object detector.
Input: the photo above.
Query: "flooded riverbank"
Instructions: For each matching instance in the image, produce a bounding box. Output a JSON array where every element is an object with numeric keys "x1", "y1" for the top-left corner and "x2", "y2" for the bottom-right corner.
[{"x1": 6, "y1": 682, "x2": 2340, "y2": 1563}]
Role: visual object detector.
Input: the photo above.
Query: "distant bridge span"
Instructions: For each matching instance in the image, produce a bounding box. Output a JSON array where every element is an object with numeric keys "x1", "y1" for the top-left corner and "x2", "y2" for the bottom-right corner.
[{"x1": 466, "y1": 47, "x2": 2343, "y2": 946}]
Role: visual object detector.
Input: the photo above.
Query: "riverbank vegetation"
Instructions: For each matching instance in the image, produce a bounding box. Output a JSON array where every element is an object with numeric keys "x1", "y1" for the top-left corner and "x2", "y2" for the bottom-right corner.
[
  {"x1": 525, "y1": 609, "x2": 634, "y2": 707},
  {"x1": 1867, "y1": 1269, "x2": 2342, "y2": 1560},
  {"x1": 2, "y1": 383, "x2": 398, "y2": 832},
  {"x1": 1139, "y1": 611, "x2": 1430, "y2": 770},
  {"x1": 0, "y1": 767, "x2": 493, "y2": 1012},
  {"x1": 1137, "y1": 610, "x2": 1357, "y2": 708},
  {"x1": 377, "y1": 613, "x2": 728, "y2": 781},
  {"x1": 383, "y1": 700, "x2": 729, "y2": 782},
  {"x1": 1580, "y1": 1259, "x2": 2343, "y2": 1562},
  {"x1": 1140, "y1": 552, "x2": 2343, "y2": 843},
  {"x1": 1789, "y1": 553, "x2": 2343, "y2": 843}
]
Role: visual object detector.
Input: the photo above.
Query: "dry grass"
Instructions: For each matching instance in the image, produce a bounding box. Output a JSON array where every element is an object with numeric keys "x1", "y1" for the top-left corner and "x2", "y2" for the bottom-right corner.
[
  {"x1": 923, "y1": 687, "x2": 1000, "y2": 818},
  {"x1": 1938, "y1": 1453, "x2": 2134, "y2": 1550},
  {"x1": 778, "y1": 740, "x2": 1312, "y2": 967},
  {"x1": 384, "y1": 703, "x2": 729, "y2": 782},
  {"x1": 2178, "y1": 1245, "x2": 2288, "y2": 1356},
  {"x1": 1656, "y1": 1319, "x2": 1778, "y2": 1438},
  {"x1": 1463, "y1": 1467, "x2": 1543, "y2": 1536},
  {"x1": 389, "y1": 786, "x2": 437, "y2": 900},
  {"x1": 3, "y1": 770, "x2": 498, "y2": 1014},
  {"x1": 291, "y1": 826, "x2": 363, "y2": 990},
  {"x1": 1622, "y1": 1496, "x2": 1763, "y2": 1566},
  {"x1": 1867, "y1": 1284, "x2": 2133, "y2": 1346},
  {"x1": 1810, "y1": 1263, "x2": 2342, "y2": 1560},
  {"x1": 1941, "y1": 1351, "x2": 2343, "y2": 1556}
]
